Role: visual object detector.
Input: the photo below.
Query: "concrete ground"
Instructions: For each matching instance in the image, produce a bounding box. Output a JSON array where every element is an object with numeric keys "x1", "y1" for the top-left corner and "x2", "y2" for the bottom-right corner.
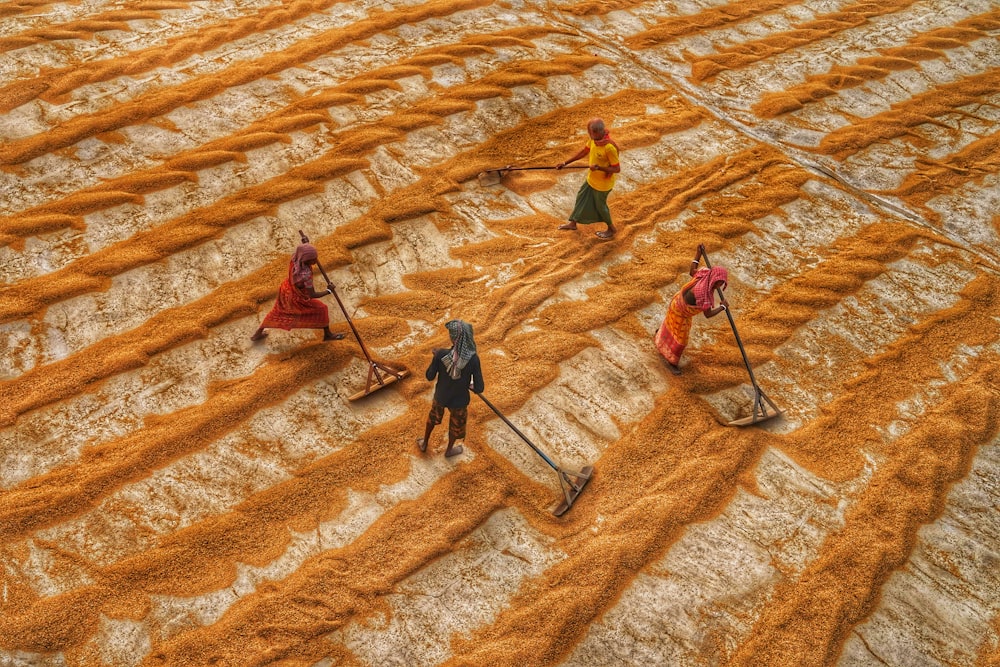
[{"x1": 0, "y1": 0, "x2": 998, "y2": 665}]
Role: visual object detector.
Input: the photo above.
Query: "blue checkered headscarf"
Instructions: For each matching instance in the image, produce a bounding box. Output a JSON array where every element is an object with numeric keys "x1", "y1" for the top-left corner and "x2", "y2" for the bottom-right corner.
[{"x1": 443, "y1": 320, "x2": 476, "y2": 379}]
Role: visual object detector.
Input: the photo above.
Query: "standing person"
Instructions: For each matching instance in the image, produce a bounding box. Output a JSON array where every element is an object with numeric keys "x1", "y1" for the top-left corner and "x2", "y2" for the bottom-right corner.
[
  {"x1": 556, "y1": 117, "x2": 621, "y2": 240},
  {"x1": 418, "y1": 320, "x2": 485, "y2": 458},
  {"x1": 655, "y1": 245, "x2": 729, "y2": 375},
  {"x1": 251, "y1": 243, "x2": 345, "y2": 342}
]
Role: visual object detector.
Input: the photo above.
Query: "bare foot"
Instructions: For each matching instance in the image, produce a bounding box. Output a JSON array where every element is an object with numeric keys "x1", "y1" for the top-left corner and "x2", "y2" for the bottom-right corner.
[
  {"x1": 417, "y1": 438, "x2": 427, "y2": 452},
  {"x1": 444, "y1": 444, "x2": 464, "y2": 458},
  {"x1": 557, "y1": 222, "x2": 577, "y2": 230},
  {"x1": 596, "y1": 227, "x2": 616, "y2": 239},
  {"x1": 323, "y1": 332, "x2": 346, "y2": 341},
  {"x1": 250, "y1": 330, "x2": 268, "y2": 341}
]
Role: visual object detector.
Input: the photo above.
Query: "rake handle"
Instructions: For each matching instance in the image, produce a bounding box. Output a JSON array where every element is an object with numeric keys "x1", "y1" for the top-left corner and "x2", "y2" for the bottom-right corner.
[
  {"x1": 698, "y1": 245, "x2": 761, "y2": 389},
  {"x1": 298, "y1": 230, "x2": 380, "y2": 372},
  {"x1": 475, "y1": 392, "x2": 560, "y2": 472},
  {"x1": 489, "y1": 165, "x2": 588, "y2": 173}
]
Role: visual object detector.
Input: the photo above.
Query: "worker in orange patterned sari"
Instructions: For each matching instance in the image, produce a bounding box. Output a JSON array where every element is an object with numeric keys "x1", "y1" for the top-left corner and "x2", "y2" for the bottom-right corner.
[
  {"x1": 655, "y1": 246, "x2": 729, "y2": 375},
  {"x1": 251, "y1": 243, "x2": 345, "y2": 342}
]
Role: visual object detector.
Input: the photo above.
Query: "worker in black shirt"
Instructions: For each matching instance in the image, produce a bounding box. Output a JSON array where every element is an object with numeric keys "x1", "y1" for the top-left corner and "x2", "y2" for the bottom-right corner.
[{"x1": 418, "y1": 319, "x2": 485, "y2": 457}]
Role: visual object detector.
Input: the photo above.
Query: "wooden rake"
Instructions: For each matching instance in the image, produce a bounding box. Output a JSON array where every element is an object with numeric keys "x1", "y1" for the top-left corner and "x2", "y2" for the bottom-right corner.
[
  {"x1": 476, "y1": 392, "x2": 592, "y2": 516},
  {"x1": 700, "y1": 245, "x2": 782, "y2": 426},
  {"x1": 477, "y1": 164, "x2": 587, "y2": 187},
  {"x1": 299, "y1": 230, "x2": 410, "y2": 400}
]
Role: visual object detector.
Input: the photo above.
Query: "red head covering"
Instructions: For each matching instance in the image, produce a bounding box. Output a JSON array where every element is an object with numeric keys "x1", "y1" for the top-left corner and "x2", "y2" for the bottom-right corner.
[
  {"x1": 292, "y1": 244, "x2": 318, "y2": 284},
  {"x1": 593, "y1": 130, "x2": 620, "y2": 152},
  {"x1": 693, "y1": 267, "x2": 728, "y2": 312}
]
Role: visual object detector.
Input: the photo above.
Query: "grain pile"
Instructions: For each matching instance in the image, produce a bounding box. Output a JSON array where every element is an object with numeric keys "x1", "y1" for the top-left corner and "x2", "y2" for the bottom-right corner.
[{"x1": 1, "y1": 0, "x2": 998, "y2": 665}]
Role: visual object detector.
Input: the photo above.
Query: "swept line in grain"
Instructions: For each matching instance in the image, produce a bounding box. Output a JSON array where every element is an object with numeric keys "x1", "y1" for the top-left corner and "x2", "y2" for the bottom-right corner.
[
  {"x1": 442, "y1": 391, "x2": 770, "y2": 665},
  {"x1": 817, "y1": 69, "x2": 1000, "y2": 160},
  {"x1": 885, "y1": 131, "x2": 1000, "y2": 224},
  {"x1": 727, "y1": 360, "x2": 1000, "y2": 664},
  {"x1": 0, "y1": 53, "x2": 610, "y2": 321},
  {"x1": 0, "y1": 86, "x2": 652, "y2": 427},
  {"x1": 0, "y1": 27, "x2": 551, "y2": 245},
  {"x1": 0, "y1": 342, "x2": 360, "y2": 542},
  {"x1": 452, "y1": 276, "x2": 1000, "y2": 667},
  {"x1": 781, "y1": 274, "x2": 1000, "y2": 482},
  {"x1": 753, "y1": 9, "x2": 1000, "y2": 117},
  {"x1": 682, "y1": 0, "x2": 920, "y2": 83},
  {"x1": 0, "y1": 0, "x2": 354, "y2": 111},
  {"x1": 624, "y1": 0, "x2": 804, "y2": 49},
  {"x1": 0, "y1": 0, "x2": 492, "y2": 164},
  {"x1": 0, "y1": 8, "x2": 171, "y2": 53},
  {"x1": 0, "y1": 1, "x2": 64, "y2": 20}
]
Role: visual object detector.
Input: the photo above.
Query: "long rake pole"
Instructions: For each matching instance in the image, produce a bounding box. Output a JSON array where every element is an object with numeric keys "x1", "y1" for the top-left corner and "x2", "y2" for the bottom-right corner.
[
  {"x1": 475, "y1": 392, "x2": 592, "y2": 513},
  {"x1": 700, "y1": 247, "x2": 759, "y2": 388},
  {"x1": 699, "y1": 245, "x2": 781, "y2": 422},
  {"x1": 476, "y1": 392, "x2": 559, "y2": 472},
  {"x1": 299, "y1": 230, "x2": 400, "y2": 389}
]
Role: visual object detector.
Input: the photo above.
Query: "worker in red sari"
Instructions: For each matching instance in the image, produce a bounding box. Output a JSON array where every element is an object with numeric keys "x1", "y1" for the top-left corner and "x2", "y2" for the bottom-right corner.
[
  {"x1": 655, "y1": 246, "x2": 729, "y2": 375},
  {"x1": 251, "y1": 243, "x2": 345, "y2": 342}
]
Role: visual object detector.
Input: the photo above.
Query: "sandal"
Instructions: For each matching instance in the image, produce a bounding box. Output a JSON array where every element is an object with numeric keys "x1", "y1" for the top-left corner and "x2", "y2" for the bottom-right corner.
[
  {"x1": 417, "y1": 438, "x2": 427, "y2": 452},
  {"x1": 596, "y1": 228, "x2": 616, "y2": 239},
  {"x1": 444, "y1": 444, "x2": 464, "y2": 458}
]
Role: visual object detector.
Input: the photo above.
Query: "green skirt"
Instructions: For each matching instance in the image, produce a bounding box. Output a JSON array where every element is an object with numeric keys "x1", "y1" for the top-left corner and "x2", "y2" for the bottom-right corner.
[{"x1": 569, "y1": 181, "x2": 612, "y2": 225}]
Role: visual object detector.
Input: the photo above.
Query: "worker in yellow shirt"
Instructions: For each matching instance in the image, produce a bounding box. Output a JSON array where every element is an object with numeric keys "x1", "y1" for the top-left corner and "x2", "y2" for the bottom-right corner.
[{"x1": 556, "y1": 117, "x2": 621, "y2": 239}]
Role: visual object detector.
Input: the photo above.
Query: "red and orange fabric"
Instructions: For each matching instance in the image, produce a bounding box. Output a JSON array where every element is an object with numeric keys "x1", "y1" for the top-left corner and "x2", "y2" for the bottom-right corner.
[
  {"x1": 655, "y1": 275, "x2": 702, "y2": 365},
  {"x1": 655, "y1": 267, "x2": 728, "y2": 365},
  {"x1": 260, "y1": 244, "x2": 329, "y2": 330}
]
